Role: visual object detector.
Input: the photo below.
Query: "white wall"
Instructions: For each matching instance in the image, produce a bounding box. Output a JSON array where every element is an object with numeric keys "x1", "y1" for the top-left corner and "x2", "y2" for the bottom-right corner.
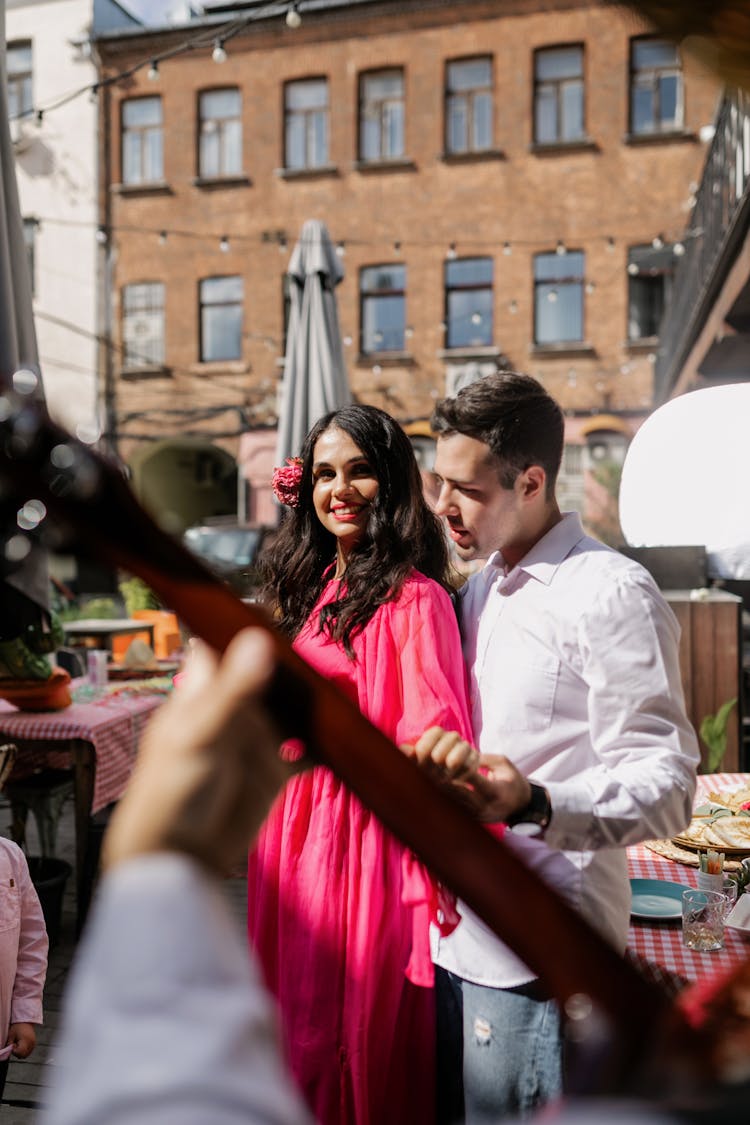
[{"x1": 7, "y1": 0, "x2": 98, "y2": 435}]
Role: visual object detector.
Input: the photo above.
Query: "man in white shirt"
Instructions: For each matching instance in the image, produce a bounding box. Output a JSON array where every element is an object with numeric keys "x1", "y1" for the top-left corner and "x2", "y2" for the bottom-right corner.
[{"x1": 416, "y1": 372, "x2": 700, "y2": 1123}]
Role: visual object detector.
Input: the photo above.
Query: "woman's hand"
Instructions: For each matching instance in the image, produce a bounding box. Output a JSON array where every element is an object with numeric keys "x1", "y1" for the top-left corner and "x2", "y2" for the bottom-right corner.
[{"x1": 7, "y1": 1022, "x2": 36, "y2": 1058}]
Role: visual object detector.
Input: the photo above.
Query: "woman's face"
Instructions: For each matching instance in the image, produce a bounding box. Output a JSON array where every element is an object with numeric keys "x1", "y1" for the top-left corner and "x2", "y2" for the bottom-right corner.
[{"x1": 311, "y1": 425, "x2": 379, "y2": 560}]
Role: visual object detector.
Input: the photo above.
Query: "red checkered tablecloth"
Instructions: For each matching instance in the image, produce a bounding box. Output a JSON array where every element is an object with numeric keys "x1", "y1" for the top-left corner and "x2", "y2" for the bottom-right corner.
[
  {"x1": 0, "y1": 685, "x2": 165, "y2": 813},
  {"x1": 627, "y1": 773, "x2": 750, "y2": 987}
]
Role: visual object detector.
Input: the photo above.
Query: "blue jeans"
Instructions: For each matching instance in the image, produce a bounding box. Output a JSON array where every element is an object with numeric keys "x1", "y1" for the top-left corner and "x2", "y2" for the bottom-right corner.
[{"x1": 436, "y1": 967, "x2": 563, "y2": 1123}]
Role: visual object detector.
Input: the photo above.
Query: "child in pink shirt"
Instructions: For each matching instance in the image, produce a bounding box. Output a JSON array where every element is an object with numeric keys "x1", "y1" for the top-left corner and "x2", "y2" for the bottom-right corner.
[{"x1": 0, "y1": 837, "x2": 48, "y2": 1099}]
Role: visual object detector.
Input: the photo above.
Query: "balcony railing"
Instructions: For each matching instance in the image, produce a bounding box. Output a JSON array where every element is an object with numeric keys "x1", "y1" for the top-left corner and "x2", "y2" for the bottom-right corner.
[{"x1": 655, "y1": 89, "x2": 750, "y2": 401}]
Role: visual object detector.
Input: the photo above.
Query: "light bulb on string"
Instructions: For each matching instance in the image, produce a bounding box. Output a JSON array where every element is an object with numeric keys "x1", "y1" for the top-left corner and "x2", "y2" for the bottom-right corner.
[
  {"x1": 508, "y1": 300, "x2": 518, "y2": 314},
  {"x1": 286, "y1": 4, "x2": 302, "y2": 29},
  {"x1": 336, "y1": 240, "x2": 345, "y2": 257},
  {"x1": 158, "y1": 230, "x2": 167, "y2": 246},
  {"x1": 446, "y1": 242, "x2": 457, "y2": 260},
  {"x1": 471, "y1": 312, "x2": 482, "y2": 325},
  {"x1": 547, "y1": 289, "x2": 558, "y2": 303},
  {"x1": 212, "y1": 40, "x2": 227, "y2": 64},
  {"x1": 219, "y1": 234, "x2": 230, "y2": 253},
  {"x1": 673, "y1": 242, "x2": 685, "y2": 257},
  {"x1": 555, "y1": 240, "x2": 566, "y2": 256},
  {"x1": 35, "y1": 109, "x2": 44, "y2": 127},
  {"x1": 651, "y1": 234, "x2": 664, "y2": 250},
  {"x1": 502, "y1": 241, "x2": 512, "y2": 256},
  {"x1": 606, "y1": 236, "x2": 615, "y2": 251},
  {"x1": 95, "y1": 227, "x2": 108, "y2": 245},
  {"x1": 147, "y1": 60, "x2": 159, "y2": 81},
  {"x1": 627, "y1": 262, "x2": 639, "y2": 276}
]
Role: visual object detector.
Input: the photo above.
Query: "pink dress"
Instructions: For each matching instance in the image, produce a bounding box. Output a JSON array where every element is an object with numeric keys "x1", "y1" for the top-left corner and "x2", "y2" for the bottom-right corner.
[{"x1": 247, "y1": 571, "x2": 472, "y2": 1124}]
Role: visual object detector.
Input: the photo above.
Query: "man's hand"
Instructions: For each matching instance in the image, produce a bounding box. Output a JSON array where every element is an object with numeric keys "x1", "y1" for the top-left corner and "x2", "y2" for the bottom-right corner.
[
  {"x1": 103, "y1": 628, "x2": 290, "y2": 877},
  {"x1": 405, "y1": 728, "x2": 531, "y2": 824},
  {"x1": 7, "y1": 1022, "x2": 36, "y2": 1058}
]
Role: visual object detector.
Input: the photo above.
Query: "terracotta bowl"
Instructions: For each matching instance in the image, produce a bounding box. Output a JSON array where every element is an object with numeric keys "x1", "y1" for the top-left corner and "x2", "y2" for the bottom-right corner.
[{"x1": 0, "y1": 667, "x2": 73, "y2": 711}]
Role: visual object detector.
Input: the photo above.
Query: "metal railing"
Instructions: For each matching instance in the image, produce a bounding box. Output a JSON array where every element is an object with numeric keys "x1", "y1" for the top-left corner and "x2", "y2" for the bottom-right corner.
[{"x1": 655, "y1": 89, "x2": 750, "y2": 401}]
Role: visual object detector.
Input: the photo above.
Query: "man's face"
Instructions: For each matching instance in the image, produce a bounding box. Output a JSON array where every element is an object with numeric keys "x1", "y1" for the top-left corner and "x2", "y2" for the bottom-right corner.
[{"x1": 434, "y1": 433, "x2": 524, "y2": 563}]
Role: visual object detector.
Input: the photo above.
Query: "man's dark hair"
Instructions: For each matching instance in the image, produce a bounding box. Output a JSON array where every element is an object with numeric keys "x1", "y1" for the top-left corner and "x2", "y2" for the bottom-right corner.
[{"x1": 431, "y1": 372, "x2": 564, "y2": 497}]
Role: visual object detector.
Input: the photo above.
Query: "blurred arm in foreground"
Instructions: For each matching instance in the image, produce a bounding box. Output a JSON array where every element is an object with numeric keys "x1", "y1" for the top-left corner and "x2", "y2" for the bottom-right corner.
[{"x1": 41, "y1": 629, "x2": 311, "y2": 1125}]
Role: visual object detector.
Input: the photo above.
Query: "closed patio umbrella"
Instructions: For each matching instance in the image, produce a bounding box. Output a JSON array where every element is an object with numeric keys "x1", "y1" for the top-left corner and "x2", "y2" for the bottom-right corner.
[
  {"x1": 0, "y1": 5, "x2": 49, "y2": 613},
  {"x1": 276, "y1": 219, "x2": 351, "y2": 465}
]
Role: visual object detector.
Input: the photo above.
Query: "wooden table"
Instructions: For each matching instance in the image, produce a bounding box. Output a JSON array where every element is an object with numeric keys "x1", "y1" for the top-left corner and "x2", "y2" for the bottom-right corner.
[
  {"x1": 0, "y1": 682, "x2": 168, "y2": 927},
  {"x1": 627, "y1": 773, "x2": 750, "y2": 990},
  {"x1": 63, "y1": 618, "x2": 156, "y2": 652}
]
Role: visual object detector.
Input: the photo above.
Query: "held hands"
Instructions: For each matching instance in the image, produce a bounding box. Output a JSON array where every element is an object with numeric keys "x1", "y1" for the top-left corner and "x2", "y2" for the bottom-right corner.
[
  {"x1": 6, "y1": 1022, "x2": 36, "y2": 1058},
  {"x1": 404, "y1": 727, "x2": 531, "y2": 824},
  {"x1": 103, "y1": 629, "x2": 290, "y2": 877}
]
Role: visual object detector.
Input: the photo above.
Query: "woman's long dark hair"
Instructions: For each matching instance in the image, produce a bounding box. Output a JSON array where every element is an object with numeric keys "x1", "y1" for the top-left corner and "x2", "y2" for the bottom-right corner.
[{"x1": 263, "y1": 404, "x2": 450, "y2": 657}]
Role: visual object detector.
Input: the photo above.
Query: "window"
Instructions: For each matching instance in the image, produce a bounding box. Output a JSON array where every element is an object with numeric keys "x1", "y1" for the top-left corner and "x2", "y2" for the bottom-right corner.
[
  {"x1": 627, "y1": 244, "x2": 675, "y2": 339},
  {"x1": 7, "y1": 41, "x2": 32, "y2": 121},
  {"x1": 630, "y1": 38, "x2": 683, "y2": 135},
  {"x1": 22, "y1": 218, "x2": 37, "y2": 296},
  {"x1": 200, "y1": 276, "x2": 243, "y2": 362},
  {"x1": 199, "y1": 88, "x2": 242, "y2": 178},
  {"x1": 444, "y1": 258, "x2": 493, "y2": 349},
  {"x1": 359, "y1": 69, "x2": 404, "y2": 162},
  {"x1": 122, "y1": 97, "x2": 163, "y2": 185},
  {"x1": 360, "y1": 265, "x2": 406, "y2": 353},
  {"x1": 445, "y1": 57, "x2": 492, "y2": 154},
  {"x1": 122, "y1": 282, "x2": 165, "y2": 369},
  {"x1": 534, "y1": 251, "x2": 585, "y2": 345},
  {"x1": 285, "y1": 78, "x2": 328, "y2": 170},
  {"x1": 534, "y1": 46, "x2": 584, "y2": 144}
]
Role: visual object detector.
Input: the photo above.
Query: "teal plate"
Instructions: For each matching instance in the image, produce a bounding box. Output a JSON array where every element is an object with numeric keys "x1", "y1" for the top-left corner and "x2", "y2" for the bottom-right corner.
[{"x1": 630, "y1": 878, "x2": 690, "y2": 920}]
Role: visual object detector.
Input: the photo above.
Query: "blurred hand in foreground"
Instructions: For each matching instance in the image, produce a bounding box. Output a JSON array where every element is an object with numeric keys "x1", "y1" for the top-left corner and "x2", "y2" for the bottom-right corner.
[{"x1": 103, "y1": 629, "x2": 288, "y2": 876}]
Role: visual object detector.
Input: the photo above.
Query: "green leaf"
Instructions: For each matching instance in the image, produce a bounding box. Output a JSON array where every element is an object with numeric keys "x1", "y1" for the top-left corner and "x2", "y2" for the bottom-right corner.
[{"x1": 699, "y1": 697, "x2": 738, "y2": 773}]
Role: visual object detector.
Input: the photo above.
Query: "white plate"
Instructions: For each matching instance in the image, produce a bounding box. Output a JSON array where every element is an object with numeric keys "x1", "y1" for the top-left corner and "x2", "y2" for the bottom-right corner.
[{"x1": 726, "y1": 893, "x2": 750, "y2": 936}]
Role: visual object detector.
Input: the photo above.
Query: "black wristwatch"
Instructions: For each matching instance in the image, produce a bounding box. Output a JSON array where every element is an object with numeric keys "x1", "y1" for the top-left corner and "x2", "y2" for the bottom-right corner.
[{"x1": 506, "y1": 782, "x2": 552, "y2": 837}]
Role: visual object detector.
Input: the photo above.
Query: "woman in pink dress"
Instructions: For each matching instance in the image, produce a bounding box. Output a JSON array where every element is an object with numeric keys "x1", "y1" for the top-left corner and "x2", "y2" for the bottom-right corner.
[{"x1": 247, "y1": 404, "x2": 472, "y2": 1124}]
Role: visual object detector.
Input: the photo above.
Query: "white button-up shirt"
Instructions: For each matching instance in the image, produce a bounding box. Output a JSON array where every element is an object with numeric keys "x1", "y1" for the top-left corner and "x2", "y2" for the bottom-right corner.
[{"x1": 432, "y1": 512, "x2": 699, "y2": 988}]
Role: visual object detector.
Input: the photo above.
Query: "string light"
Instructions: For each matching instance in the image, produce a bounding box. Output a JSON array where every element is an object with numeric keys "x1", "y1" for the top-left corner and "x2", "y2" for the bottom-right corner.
[
  {"x1": 212, "y1": 39, "x2": 228, "y2": 64},
  {"x1": 555, "y1": 240, "x2": 566, "y2": 256},
  {"x1": 651, "y1": 234, "x2": 664, "y2": 249},
  {"x1": 147, "y1": 60, "x2": 160, "y2": 81},
  {"x1": 285, "y1": 3, "x2": 302, "y2": 29},
  {"x1": 336, "y1": 240, "x2": 346, "y2": 257},
  {"x1": 502, "y1": 242, "x2": 512, "y2": 255},
  {"x1": 95, "y1": 227, "x2": 108, "y2": 245},
  {"x1": 158, "y1": 230, "x2": 167, "y2": 246},
  {"x1": 673, "y1": 241, "x2": 685, "y2": 257},
  {"x1": 219, "y1": 234, "x2": 230, "y2": 252},
  {"x1": 446, "y1": 242, "x2": 457, "y2": 260},
  {"x1": 547, "y1": 289, "x2": 558, "y2": 303}
]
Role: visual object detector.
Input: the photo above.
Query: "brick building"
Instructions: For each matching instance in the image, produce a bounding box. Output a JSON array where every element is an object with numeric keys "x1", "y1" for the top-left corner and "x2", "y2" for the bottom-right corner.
[{"x1": 93, "y1": 0, "x2": 721, "y2": 530}]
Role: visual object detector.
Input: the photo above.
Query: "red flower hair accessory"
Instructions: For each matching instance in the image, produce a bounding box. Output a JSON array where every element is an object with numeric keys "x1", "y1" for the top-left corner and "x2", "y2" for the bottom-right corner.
[{"x1": 272, "y1": 457, "x2": 304, "y2": 507}]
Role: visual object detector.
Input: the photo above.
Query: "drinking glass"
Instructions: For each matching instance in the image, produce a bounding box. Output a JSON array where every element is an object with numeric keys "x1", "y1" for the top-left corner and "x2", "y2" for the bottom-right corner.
[{"x1": 682, "y1": 889, "x2": 725, "y2": 951}]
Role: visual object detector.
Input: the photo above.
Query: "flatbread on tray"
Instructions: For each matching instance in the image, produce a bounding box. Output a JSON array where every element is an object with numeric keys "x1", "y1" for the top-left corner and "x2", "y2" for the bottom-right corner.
[{"x1": 672, "y1": 785, "x2": 750, "y2": 854}]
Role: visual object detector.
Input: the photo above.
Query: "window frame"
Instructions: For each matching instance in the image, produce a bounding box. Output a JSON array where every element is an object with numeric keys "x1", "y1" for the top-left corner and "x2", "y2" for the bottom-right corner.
[
  {"x1": 121, "y1": 280, "x2": 166, "y2": 370},
  {"x1": 533, "y1": 250, "x2": 585, "y2": 346},
  {"x1": 443, "y1": 257, "x2": 494, "y2": 350},
  {"x1": 533, "y1": 43, "x2": 585, "y2": 146},
  {"x1": 198, "y1": 275, "x2": 244, "y2": 363},
  {"x1": 121, "y1": 95, "x2": 164, "y2": 186},
  {"x1": 629, "y1": 35, "x2": 684, "y2": 137},
  {"x1": 626, "y1": 243, "x2": 675, "y2": 341},
  {"x1": 7, "y1": 40, "x2": 33, "y2": 122},
  {"x1": 283, "y1": 76, "x2": 329, "y2": 171},
  {"x1": 197, "y1": 86, "x2": 242, "y2": 180},
  {"x1": 359, "y1": 263, "x2": 407, "y2": 355},
  {"x1": 358, "y1": 67, "x2": 406, "y2": 163},
  {"x1": 444, "y1": 55, "x2": 494, "y2": 155}
]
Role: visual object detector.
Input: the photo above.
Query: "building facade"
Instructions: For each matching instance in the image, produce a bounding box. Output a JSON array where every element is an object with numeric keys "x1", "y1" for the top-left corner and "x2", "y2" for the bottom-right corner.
[
  {"x1": 6, "y1": 0, "x2": 108, "y2": 435},
  {"x1": 94, "y1": 0, "x2": 721, "y2": 530}
]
